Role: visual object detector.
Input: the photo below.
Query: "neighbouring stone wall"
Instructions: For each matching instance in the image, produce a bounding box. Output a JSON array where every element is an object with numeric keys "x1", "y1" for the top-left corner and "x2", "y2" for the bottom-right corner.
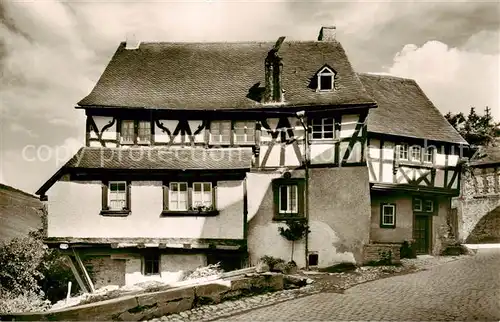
[
  {"x1": 83, "y1": 256, "x2": 126, "y2": 289},
  {"x1": 363, "y1": 243, "x2": 401, "y2": 265},
  {"x1": 453, "y1": 166, "x2": 500, "y2": 243}
]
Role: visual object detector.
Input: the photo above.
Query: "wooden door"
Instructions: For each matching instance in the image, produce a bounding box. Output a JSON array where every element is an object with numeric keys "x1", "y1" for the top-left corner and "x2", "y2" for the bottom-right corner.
[{"x1": 414, "y1": 215, "x2": 431, "y2": 254}]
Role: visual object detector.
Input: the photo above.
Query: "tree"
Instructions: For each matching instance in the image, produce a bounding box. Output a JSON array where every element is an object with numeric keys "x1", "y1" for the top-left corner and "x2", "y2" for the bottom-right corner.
[
  {"x1": 278, "y1": 220, "x2": 310, "y2": 263},
  {"x1": 445, "y1": 107, "x2": 499, "y2": 146}
]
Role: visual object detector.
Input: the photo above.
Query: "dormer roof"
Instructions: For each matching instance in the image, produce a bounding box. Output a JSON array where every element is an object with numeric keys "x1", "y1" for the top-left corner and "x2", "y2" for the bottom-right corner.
[{"x1": 78, "y1": 40, "x2": 375, "y2": 110}]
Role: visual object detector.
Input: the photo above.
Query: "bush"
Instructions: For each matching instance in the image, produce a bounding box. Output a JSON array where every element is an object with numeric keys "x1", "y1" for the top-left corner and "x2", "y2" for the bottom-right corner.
[
  {"x1": 0, "y1": 290, "x2": 50, "y2": 314},
  {"x1": 260, "y1": 255, "x2": 285, "y2": 272},
  {"x1": 0, "y1": 229, "x2": 77, "y2": 309},
  {"x1": 400, "y1": 241, "x2": 417, "y2": 259}
]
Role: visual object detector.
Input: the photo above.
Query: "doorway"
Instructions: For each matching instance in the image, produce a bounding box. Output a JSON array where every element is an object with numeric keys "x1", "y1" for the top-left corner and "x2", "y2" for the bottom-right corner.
[{"x1": 413, "y1": 215, "x2": 431, "y2": 254}]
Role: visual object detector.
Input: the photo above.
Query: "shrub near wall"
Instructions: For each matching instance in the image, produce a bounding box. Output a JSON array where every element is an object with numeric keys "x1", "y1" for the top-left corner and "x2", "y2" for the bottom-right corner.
[{"x1": 363, "y1": 244, "x2": 401, "y2": 265}]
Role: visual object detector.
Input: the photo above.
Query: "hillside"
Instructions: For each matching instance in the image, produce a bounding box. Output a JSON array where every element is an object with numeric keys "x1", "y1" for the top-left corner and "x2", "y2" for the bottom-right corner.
[{"x1": 0, "y1": 183, "x2": 42, "y2": 241}]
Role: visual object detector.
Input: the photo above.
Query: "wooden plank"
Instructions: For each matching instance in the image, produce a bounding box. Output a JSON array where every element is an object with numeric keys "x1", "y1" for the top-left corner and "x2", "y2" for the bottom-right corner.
[
  {"x1": 66, "y1": 255, "x2": 89, "y2": 294},
  {"x1": 73, "y1": 249, "x2": 95, "y2": 293}
]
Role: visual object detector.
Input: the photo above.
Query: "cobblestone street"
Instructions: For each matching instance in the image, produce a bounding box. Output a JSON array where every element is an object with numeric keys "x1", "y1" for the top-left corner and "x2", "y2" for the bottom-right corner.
[{"x1": 214, "y1": 249, "x2": 500, "y2": 321}]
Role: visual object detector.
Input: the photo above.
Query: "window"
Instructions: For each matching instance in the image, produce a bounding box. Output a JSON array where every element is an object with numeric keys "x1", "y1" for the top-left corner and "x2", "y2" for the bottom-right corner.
[
  {"x1": 413, "y1": 198, "x2": 422, "y2": 212},
  {"x1": 143, "y1": 253, "x2": 160, "y2": 275},
  {"x1": 311, "y1": 118, "x2": 335, "y2": 140},
  {"x1": 108, "y1": 181, "x2": 127, "y2": 211},
  {"x1": 397, "y1": 144, "x2": 408, "y2": 160},
  {"x1": 164, "y1": 182, "x2": 217, "y2": 214},
  {"x1": 121, "y1": 120, "x2": 135, "y2": 144},
  {"x1": 317, "y1": 67, "x2": 335, "y2": 91},
  {"x1": 137, "y1": 121, "x2": 151, "y2": 143},
  {"x1": 169, "y1": 182, "x2": 188, "y2": 211},
  {"x1": 413, "y1": 198, "x2": 435, "y2": 213},
  {"x1": 192, "y1": 182, "x2": 212, "y2": 209},
  {"x1": 120, "y1": 120, "x2": 151, "y2": 144},
  {"x1": 273, "y1": 179, "x2": 304, "y2": 220},
  {"x1": 410, "y1": 146, "x2": 421, "y2": 162},
  {"x1": 210, "y1": 121, "x2": 231, "y2": 144},
  {"x1": 279, "y1": 184, "x2": 298, "y2": 214},
  {"x1": 423, "y1": 147, "x2": 435, "y2": 163},
  {"x1": 233, "y1": 121, "x2": 256, "y2": 144},
  {"x1": 423, "y1": 200, "x2": 434, "y2": 212},
  {"x1": 380, "y1": 204, "x2": 396, "y2": 228}
]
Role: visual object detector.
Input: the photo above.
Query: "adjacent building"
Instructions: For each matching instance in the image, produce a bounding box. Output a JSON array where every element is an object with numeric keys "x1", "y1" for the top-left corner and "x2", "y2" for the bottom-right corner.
[{"x1": 36, "y1": 27, "x2": 468, "y2": 291}]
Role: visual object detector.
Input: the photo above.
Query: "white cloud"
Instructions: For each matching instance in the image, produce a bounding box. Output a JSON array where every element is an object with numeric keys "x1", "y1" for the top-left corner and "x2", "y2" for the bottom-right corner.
[{"x1": 388, "y1": 38, "x2": 500, "y2": 121}]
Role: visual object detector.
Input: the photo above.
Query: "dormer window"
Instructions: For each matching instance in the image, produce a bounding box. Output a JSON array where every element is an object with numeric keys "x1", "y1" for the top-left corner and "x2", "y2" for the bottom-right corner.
[{"x1": 317, "y1": 66, "x2": 335, "y2": 91}]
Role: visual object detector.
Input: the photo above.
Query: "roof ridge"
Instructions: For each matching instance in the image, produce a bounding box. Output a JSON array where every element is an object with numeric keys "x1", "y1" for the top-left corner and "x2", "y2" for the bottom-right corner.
[
  {"x1": 357, "y1": 72, "x2": 416, "y2": 82},
  {"x1": 123, "y1": 40, "x2": 340, "y2": 45}
]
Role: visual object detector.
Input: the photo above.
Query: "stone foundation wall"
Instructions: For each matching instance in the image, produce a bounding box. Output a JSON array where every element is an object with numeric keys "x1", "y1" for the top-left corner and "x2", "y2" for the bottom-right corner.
[
  {"x1": 363, "y1": 244, "x2": 401, "y2": 265},
  {"x1": 84, "y1": 256, "x2": 126, "y2": 289}
]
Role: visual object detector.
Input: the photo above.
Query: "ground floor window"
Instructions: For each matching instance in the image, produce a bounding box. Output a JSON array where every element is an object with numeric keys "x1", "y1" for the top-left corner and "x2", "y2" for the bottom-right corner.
[
  {"x1": 272, "y1": 178, "x2": 304, "y2": 220},
  {"x1": 380, "y1": 203, "x2": 396, "y2": 228},
  {"x1": 143, "y1": 253, "x2": 160, "y2": 275},
  {"x1": 413, "y1": 197, "x2": 435, "y2": 214}
]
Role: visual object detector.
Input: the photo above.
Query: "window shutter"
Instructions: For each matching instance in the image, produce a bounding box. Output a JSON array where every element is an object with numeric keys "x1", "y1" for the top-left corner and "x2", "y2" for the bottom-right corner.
[
  {"x1": 102, "y1": 182, "x2": 109, "y2": 210},
  {"x1": 272, "y1": 181, "x2": 279, "y2": 218},
  {"x1": 163, "y1": 183, "x2": 169, "y2": 210}
]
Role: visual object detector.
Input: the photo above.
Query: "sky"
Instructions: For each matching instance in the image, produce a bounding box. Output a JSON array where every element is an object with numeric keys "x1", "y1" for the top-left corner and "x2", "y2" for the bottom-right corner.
[{"x1": 0, "y1": 0, "x2": 499, "y2": 194}]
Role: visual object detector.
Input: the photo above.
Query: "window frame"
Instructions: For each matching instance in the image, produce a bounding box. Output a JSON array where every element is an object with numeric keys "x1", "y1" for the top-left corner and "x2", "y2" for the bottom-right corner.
[
  {"x1": 410, "y1": 145, "x2": 422, "y2": 162},
  {"x1": 310, "y1": 117, "x2": 335, "y2": 140},
  {"x1": 317, "y1": 67, "x2": 335, "y2": 92},
  {"x1": 101, "y1": 180, "x2": 130, "y2": 216},
  {"x1": 413, "y1": 197, "x2": 436, "y2": 214},
  {"x1": 168, "y1": 182, "x2": 188, "y2": 211},
  {"x1": 233, "y1": 121, "x2": 256, "y2": 145},
  {"x1": 423, "y1": 147, "x2": 435, "y2": 164},
  {"x1": 380, "y1": 203, "x2": 396, "y2": 228},
  {"x1": 272, "y1": 178, "x2": 305, "y2": 221},
  {"x1": 162, "y1": 181, "x2": 218, "y2": 216},
  {"x1": 120, "y1": 119, "x2": 152, "y2": 145},
  {"x1": 209, "y1": 120, "x2": 232, "y2": 145},
  {"x1": 192, "y1": 182, "x2": 213, "y2": 209},
  {"x1": 143, "y1": 252, "x2": 160, "y2": 276},
  {"x1": 397, "y1": 144, "x2": 409, "y2": 161},
  {"x1": 413, "y1": 198, "x2": 423, "y2": 212}
]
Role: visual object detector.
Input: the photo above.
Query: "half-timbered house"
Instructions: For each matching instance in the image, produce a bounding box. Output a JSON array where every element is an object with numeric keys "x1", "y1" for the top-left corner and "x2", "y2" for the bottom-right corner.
[
  {"x1": 36, "y1": 27, "x2": 467, "y2": 290},
  {"x1": 359, "y1": 74, "x2": 468, "y2": 258}
]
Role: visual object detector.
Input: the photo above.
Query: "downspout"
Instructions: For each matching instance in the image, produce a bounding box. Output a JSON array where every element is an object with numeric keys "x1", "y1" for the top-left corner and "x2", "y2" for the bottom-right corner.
[{"x1": 296, "y1": 111, "x2": 310, "y2": 270}]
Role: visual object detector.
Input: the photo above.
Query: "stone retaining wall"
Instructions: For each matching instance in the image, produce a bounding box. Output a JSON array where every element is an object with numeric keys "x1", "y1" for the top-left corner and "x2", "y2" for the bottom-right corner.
[
  {"x1": 363, "y1": 243, "x2": 401, "y2": 265},
  {"x1": 0, "y1": 273, "x2": 284, "y2": 321}
]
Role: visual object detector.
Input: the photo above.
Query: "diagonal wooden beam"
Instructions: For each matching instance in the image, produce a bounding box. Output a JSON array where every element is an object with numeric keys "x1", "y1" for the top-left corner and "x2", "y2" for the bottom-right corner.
[
  {"x1": 73, "y1": 249, "x2": 95, "y2": 293},
  {"x1": 66, "y1": 255, "x2": 89, "y2": 294}
]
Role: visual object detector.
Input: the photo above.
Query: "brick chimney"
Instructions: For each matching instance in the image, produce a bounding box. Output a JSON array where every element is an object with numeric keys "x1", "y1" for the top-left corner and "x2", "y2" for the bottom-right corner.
[
  {"x1": 318, "y1": 26, "x2": 336, "y2": 41},
  {"x1": 264, "y1": 36, "x2": 286, "y2": 103}
]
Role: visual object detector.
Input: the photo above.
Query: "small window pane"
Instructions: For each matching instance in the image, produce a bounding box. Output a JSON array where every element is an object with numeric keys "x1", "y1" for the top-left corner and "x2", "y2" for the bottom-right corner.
[
  {"x1": 311, "y1": 118, "x2": 335, "y2": 140},
  {"x1": 424, "y1": 200, "x2": 433, "y2": 212},
  {"x1": 138, "y1": 121, "x2": 151, "y2": 143},
  {"x1": 121, "y1": 120, "x2": 135, "y2": 143},
  {"x1": 414, "y1": 198, "x2": 422, "y2": 211}
]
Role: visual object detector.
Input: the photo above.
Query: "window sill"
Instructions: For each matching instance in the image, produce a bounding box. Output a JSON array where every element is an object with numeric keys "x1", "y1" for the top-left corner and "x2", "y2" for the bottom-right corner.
[
  {"x1": 100, "y1": 210, "x2": 131, "y2": 217},
  {"x1": 161, "y1": 210, "x2": 219, "y2": 217},
  {"x1": 396, "y1": 161, "x2": 435, "y2": 169},
  {"x1": 379, "y1": 225, "x2": 396, "y2": 229},
  {"x1": 310, "y1": 139, "x2": 338, "y2": 144},
  {"x1": 273, "y1": 216, "x2": 306, "y2": 222}
]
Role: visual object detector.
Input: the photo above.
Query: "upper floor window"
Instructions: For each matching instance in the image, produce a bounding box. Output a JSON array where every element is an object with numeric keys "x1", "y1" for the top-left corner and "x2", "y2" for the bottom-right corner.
[
  {"x1": 210, "y1": 121, "x2": 231, "y2": 145},
  {"x1": 137, "y1": 121, "x2": 151, "y2": 143},
  {"x1": 397, "y1": 144, "x2": 409, "y2": 161},
  {"x1": 169, "y1": 182, "x2": 188, "y2": 211},
  {"x1": 317, "y1": 66, "x2": 335, "y2": 91},
  {"x1": 423, "y1": 147, "x2": 435, "y2": 163},
  {"x1": 410, "y1": 146, "x2": 421, "y2": 162},
  {"x1": 164, "y1": 181, "x2": 216, "y2": 213},
  {"x1": 121, "y1": 120, "x2": 135, "y2": 144},
  {"x1": 311, "y1": 118, "x2": 334, "y2": 140},
  {"x1": 120, "y1": 120, "x2": 151, "y2": 145},
  {"x1": 109, "y1": 181, "x2": 127, "y2": 210},
  {"x1": 233, "y1": 121, "x2": 256, "y2": 144},
  {"x1": 413, "y1": 198, "x2": 435, "y2": 213}
]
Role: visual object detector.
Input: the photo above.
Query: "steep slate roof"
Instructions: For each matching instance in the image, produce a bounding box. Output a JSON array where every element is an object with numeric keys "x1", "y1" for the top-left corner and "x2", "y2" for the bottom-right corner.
[
  {"x1": 36, "y1": 147, "x2": 252, "y2": 195},
  {"x1": 358, "y1": 73, "x2": 468, "y2": 145},
  {"x1": 78, "y1": 41, "x2": 375, "y2": 110}
]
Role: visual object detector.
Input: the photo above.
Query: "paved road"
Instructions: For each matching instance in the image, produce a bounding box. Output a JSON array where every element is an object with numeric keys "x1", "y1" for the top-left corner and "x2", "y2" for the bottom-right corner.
[{"x1": 216, "y1": 249, "x2": 500, "y2": 321}]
